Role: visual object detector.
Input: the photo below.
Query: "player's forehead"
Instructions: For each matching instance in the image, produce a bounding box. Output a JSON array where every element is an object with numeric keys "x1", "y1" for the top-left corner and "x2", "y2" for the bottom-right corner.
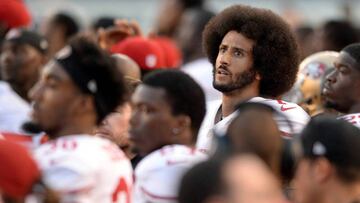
[
  {"x1": 41, "y1": 60, "x2": 72, "y2": 82},
  {"x1": 220, "y1": 30, "x2": 255, "y2": 50},
  {"x1": 132, "y1": 84, "x2": 169, "y2": 106},
  {"x1": 336, "y1": 51, "x2": 360, "y2": 69}
]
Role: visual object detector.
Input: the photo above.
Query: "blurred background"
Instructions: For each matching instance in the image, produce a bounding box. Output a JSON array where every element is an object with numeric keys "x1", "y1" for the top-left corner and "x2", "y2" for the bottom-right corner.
[{"x1": 26, "y1": 0, "x2": 360, "y2": 34}]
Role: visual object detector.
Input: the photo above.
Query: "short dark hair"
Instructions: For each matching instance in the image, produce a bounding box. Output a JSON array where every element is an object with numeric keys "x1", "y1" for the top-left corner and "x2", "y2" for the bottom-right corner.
[
  {"x1": 203, "y1": 5, "x2": 299, "y2": 97},
  {"x1": 322, "y1": 20, "x2": 359, "y2": 52},
  {"x1": 51, "y1": 13, "x2": 79, "y2": 39},
  {"x1": 180, "y1": 0, "x2": 204, "y2": 9},
  {"x1": 300, "y1": 116, "x2": 360, "y2": 183},
  {"x1": 178, "y1": 160, "x2": 222, "y2": 203},
  {"x1": 342, "y1": 43, "x2": 360, "y2": 64},
  {"x1": 65, "y1": 37, "x2": 126, "y2": 123},
  {"x1": 142, "y1": 70, "x2": 206, "y2": 138},
  {"x1": 92, "y1": 16, "x2": 115, "y2": 31}
]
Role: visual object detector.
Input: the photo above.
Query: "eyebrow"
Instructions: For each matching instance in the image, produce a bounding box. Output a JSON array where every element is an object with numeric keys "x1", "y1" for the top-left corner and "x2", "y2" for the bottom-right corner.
[{"x1": 45, "y1": 73, "x2": 63, "y2": 82}]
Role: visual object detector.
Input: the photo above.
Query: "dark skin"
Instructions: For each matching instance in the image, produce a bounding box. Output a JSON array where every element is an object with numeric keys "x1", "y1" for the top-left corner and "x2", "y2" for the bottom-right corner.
[
  {"x1": 129, "y1": 84, "x2": 192, "y2": 156},
  {"x1": 28, "y1": 61, "x2": 97, "y2": 139},
  {"x1": 323, "y1": 51, "x2": 360, "y2": 113},
  {"x1": 0, "y1": 42, "x2": 46, "y2": 101}
]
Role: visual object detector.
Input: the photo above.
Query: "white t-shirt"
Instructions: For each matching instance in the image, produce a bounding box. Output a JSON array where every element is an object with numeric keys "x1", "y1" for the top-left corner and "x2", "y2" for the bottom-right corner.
[
  {"x1": 34, "y1": 135, "x2": 133, "y2": 203},
  {"x1": 196, "y1": 97, "x2": 310, "y2": 152},
  {"x1": 182, "y1": 58, "x2": 221, "y2": 101},
  {"x1": 133, "y1": 144, "x2": 208, "y2": 203},
  {"x1": 338, "y1": 113, "x2": 360, "y2": 128},
  {"x1": 0, "y1": 81, "x2": 30, "y2": 133}
]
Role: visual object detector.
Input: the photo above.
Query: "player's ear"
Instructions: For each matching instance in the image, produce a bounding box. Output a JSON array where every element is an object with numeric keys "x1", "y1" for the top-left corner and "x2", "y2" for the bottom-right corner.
[
  {"x1": 74, "y1": 94, "x2": 96, "y2": 115},
  {"x1": 172, "y1": 115, "x2": 191, "y2": 136},
  {"x1": 255, "y1": 72, "x2": 261, "y2": 80}
]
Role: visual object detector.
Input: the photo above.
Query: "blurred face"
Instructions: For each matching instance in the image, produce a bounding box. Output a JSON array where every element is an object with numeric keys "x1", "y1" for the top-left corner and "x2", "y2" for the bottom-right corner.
[
  {"x1": 214, "y1": 31, "x2": 256, "y2": 93},
  {"x1": 0, "y1": 41, "x2": 44, "y2": 98},
  {"x1": 130, "y1": 84, "x2": 179, "y2": 156},
  {"x1": 323, "y1": 52, "x2": 360, "y2": 113},
  {"x1": 29, "y1": 61, "x2": 84, "y2": 137},
  {"x1": 222, "y1": 155, "x2": 285, "y2": 203},
  {"x1": 95, "y1": 103, "x2": 132, "y2": 149},
  {"x1": 42, "y1": 21, "x2": 65, "y2": 58},
  {"x1": 293, "y1": 159, "x2": 319, "y2": 203},
  {"x1": 175, "y1": 10, "x2": 196, "y2": 57},
  {"x1": 155, "y1": 0, "x2": 183, "y2": 35}
]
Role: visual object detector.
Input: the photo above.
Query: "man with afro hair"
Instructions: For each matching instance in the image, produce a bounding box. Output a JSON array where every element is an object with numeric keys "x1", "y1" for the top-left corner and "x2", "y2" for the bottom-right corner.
[{"x1": 197, "y1": 4, "x2": 310, "y2": 152}]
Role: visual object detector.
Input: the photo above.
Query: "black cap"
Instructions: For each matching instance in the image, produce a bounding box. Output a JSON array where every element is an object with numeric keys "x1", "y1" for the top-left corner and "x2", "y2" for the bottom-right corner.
[
  {"x1": 299, "y1": 116, "x2": 360, "y2": 168},
  {"x1": 5, "y1": 28, "x2": 48, "y2": 53}
]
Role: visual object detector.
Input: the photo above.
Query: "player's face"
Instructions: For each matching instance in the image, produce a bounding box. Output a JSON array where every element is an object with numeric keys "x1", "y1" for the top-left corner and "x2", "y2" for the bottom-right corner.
[
  {"x1": 0, "y1": 41, "x2": 44, "y2": 95},
  {"x1": 293, "y1": 159, "x2": 320, "y2": 203},
  {"x1": 214, "y1": 31, "x2": 256, "y2": 93},
  {"x1": 29, "y1": 61, "x2": 83, "y2": 136},
  {"x1": 323, "y1": 51, "x2": 360, "y2": 113},
  {"x1": 130, "y1": 84, "x2": 179, "y2": 156},
  {"x1": 222, "y1": 155, "x2": 285, "y2": 203}
]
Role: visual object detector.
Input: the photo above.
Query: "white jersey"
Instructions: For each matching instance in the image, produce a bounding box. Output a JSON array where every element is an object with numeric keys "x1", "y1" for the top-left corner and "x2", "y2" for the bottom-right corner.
[
  {"x1": 196, "y1": 97, "x2": 310, "y2": 152},
  {"x1": 338, "y1": 113, "x2": 360, "y2": 129},
  {"x1": 133, "y1": 144, "x2": 208, "y2": 203},
  {"x1": 0, "y1": 81, "x2": 30, "y2": 133},
  {"x1": 34, "y1": 135, "x2": 133, "y2": 203}
]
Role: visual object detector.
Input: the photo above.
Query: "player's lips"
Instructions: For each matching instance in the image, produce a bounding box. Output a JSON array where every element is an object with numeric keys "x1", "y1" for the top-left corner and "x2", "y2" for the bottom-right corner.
[
  {"x1": 216, "y1": 65, "x2": 231, "y2": 76},
  {"x1": 30, "y1": 102, "x2": 40, "y2": 118},
  {"x1": 322, "y1": 83, "x2": 333, "y2": 96}
]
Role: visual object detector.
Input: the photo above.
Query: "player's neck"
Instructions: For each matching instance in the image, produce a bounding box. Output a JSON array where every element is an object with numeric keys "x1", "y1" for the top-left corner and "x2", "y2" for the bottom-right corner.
[
  {"x1": 50, "y1": 122, "x2": 96, "y2": 139},
  {"x1": 221, "y1": 85, "x2": 259, "y2": 117},
  {"x1": 323, "y1": 181, "x2": 360, "y2": 203}
]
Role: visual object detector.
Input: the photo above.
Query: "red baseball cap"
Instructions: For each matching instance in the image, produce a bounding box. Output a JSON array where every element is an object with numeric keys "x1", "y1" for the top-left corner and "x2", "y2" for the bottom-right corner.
[
  {"x1": 111, "y1": 36, "x2": 166, "y2": 70},
  {"x1": 0, "y1": 0, "x2": 31, "y2": 29},
  {"x1": 150, "y1": 36, "x2": 182, "y2": 68},
  {"x1": 0, "y1": 140, "x2": 40, "y2": 199}
]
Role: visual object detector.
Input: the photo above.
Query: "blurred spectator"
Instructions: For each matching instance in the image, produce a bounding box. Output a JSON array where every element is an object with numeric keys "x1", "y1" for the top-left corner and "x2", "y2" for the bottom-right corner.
[
  {"x1": 0, "y1": 28, "x2": 48, "y2": 101},
  {"x1": 176, "y1": 8, "x2": 214, "y2": 64},
  {"x1": 314, "y1": 20, "x2": 358, "y2": 52},
  {"x1": 42, "y1": 12, "x2": 79, "y2": 58},
  {"x1": 95, "y1": 74, "x2": 141, "y2": 165},
  {"x1": 0, "y1": 140, "x2": 59, "y2": 203},
  {"x1": 0, "y1": 0, "x2": 31, "y2": 41},
  {"x1": 111, "y1": 36, "x2": 167, "y2": 77},
  {"x1": 154, "y1": 0, "x2": 206, "y2": 37},
  {"x1": 219, "y1": 103, "x2": 283, "y2": 178},
  {"x1": 222, "y1": 154, "x2": 286, "y2": 203},
  {"x1": 293, "y1": 117, "x2": 360, "y2": 203},
  {"x1": 0, "y1": 80, "x2": 30, "y2": 133},
  {"x1": 151, "y1": 36, "x2": 182, "y2": 68},
  {"x1": 176, "y1": 8, "x2": 221, "y2": 101},
  {"x1": 179, "y1": 160, "x2": 223, "y2": 203},
  {"x1": 112, "y1": 54, "x2": 141, "y2": 80},
  {"x1": 294, "y1": 25, "x2": 316, "y2": 60},
  {"x1": 92, "y1": 16, "x2": 115, "y2": 32}
]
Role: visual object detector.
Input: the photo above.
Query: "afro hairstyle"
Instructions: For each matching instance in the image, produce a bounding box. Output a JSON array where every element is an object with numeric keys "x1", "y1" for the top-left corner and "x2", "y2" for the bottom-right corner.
[{"x1": 203, "y1": 4, "x2": 299, "y2": 97}]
